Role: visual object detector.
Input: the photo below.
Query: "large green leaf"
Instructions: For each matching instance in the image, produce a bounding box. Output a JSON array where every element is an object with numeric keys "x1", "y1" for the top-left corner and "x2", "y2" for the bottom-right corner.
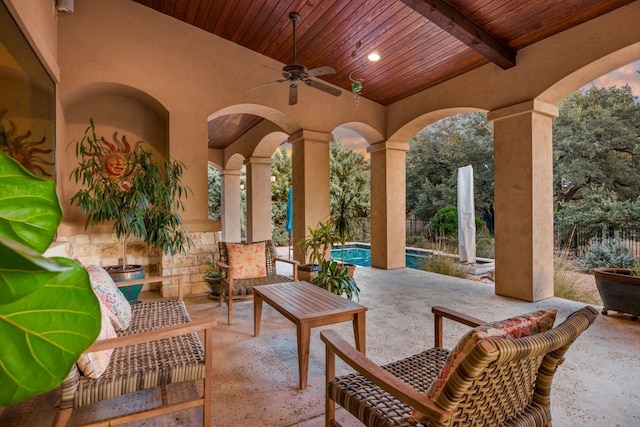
[
  {"x1": 0, "y1": 236, "x2": 69, "y2": 303},
  {"x1": 0, "y1": 152, "x2": 62, "y2": 254},
  {"x1": 0, "y1": 151, "x2": 100, "y2": 406},
  {"x1": 0, "y1": 256, "x2": 100, "y2": 406}
]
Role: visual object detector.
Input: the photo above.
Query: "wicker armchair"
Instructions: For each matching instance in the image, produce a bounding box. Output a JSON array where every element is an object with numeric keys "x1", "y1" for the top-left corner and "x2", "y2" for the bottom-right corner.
[
  {"x1": 217, "y1": 240, "x2": 299, "y2": 324},
  {"x1": 53, "y1": 275, "x2": 215, "y2": 427},
  {"x1": 321, "y1": 305, "x2": 599, "y2": 427}
]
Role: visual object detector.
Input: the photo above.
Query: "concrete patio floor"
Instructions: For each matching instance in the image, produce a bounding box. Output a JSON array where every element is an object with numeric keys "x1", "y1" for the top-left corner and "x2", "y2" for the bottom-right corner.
[
  {"x1": 196, "y1": 265, "x2": 640, "y2": 427},
  {"x1": 2, "y1": 264, "x2": 639, "y2": 426}
]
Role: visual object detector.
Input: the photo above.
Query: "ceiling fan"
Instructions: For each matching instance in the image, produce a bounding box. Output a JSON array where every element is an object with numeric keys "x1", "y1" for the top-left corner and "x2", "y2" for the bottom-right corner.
[{"x1": 245, "y1": 12, "x2": 342, "y2": 106}]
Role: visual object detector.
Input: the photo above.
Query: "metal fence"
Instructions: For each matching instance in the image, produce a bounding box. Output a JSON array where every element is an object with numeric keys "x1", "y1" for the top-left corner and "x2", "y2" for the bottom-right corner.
[
  {"x1": 406, "y1": 218, "x2": 426, "y2": 235},
  {"x1": 573, "y1": 225, "x2": 640, "y2": 257}
]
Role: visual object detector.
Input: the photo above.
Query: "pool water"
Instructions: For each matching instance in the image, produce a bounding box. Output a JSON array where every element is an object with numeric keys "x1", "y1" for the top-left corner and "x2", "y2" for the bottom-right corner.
[{"x1": 330, "y1": 245, "x2": 428, "y2": 270}]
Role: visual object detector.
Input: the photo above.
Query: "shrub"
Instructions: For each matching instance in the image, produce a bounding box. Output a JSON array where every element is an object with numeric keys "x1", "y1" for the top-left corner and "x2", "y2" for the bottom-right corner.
[
  {"x1": 420, "y1": 254, "x2": 469, "y2": 278},
  {"x1": 553, "y1": 257, "x2": 599, "y2": 304},
  {"x1": 576, "y1": 236, "x2": 637, "y2": 272},
  {"x1": 430, "y1": 206, "x2": 458, "y2": 236}
]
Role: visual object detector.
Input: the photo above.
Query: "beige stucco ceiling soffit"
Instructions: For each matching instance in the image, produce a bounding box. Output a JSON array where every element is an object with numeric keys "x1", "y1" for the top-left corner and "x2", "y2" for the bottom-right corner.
[{"x1": 208, "y1": 104, "x2": 299, "y2": 135}]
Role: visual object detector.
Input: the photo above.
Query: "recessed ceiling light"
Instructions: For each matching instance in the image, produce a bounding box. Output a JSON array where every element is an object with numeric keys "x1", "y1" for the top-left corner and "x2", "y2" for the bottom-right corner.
[{"x1": 367, "y1": 52, "x2": 380, "y2": 62}]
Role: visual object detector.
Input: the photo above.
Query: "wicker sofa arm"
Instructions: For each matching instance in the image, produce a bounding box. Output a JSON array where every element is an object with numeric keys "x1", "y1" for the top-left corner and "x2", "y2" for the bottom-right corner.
[
  {"x1": 320, "y1": 329, "x2": 450, "y2": 424},
  {"x1": 114, "y1": 274, "x2": 185, "y2": 300},
  {"x1": 432, "y1": 306, "x2": 486, "y2": 348},
  {"x1": 87, "y1": 317, "x2": 216, "y2": 352}
]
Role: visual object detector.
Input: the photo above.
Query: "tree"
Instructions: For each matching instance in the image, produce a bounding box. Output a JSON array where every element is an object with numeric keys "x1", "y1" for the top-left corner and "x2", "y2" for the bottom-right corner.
[
  {"x1": 555, "y1": 185, "x2": 640, "y2": 245},
  {"x1": 271, "y1": 146, "x2": 292, "y2": 245},
  {"x1": 330, "y1": 140, "x2": 370, "y2": 242},
  {"x1": 553, "y1": 85, "x2": 640, "y2": 208},
  {"x1": 207, "y1": 164, "x2": 221, "y2": 220},
  {"x1": 406, "y1": 112, "x2": 494, "y2": 222}
]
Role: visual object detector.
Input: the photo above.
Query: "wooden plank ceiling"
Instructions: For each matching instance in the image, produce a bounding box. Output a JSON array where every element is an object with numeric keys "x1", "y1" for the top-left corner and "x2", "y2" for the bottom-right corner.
[{"x1": 130, "y1": 0, "x2": 633, "y2": 149}]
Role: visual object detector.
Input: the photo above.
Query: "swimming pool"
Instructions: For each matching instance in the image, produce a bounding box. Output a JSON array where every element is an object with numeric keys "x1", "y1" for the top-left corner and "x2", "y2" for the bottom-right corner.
[{"x1": 330, "y1": 244, "x2": 429, "y2": 269}]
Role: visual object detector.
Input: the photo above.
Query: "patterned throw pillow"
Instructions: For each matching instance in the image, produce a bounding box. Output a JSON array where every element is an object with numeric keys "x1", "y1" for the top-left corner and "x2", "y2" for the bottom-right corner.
[
  {"x1": 87, "y1": 265, "x2": 132, "y2": 331},
  {"x1": 411, "y1": 308, "x2": 557, "y2": 422},
  {"x1": 226, "y1": 242, "x2": 267, "y2": 279},
  {"x1": 76, "y1": 303, "x2": 117, "y2": 378}
]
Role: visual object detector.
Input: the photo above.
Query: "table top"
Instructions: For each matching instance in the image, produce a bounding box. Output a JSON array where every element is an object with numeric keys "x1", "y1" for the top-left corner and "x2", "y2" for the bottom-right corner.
[{"x1": 253, "y1": 281, "x2": 367, "y2": 321}]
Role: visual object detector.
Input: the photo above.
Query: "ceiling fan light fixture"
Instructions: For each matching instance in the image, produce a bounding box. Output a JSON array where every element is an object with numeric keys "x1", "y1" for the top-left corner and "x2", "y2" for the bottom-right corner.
[{"x1": 367, "y1": 52, "x2": 381, "y2": 62}]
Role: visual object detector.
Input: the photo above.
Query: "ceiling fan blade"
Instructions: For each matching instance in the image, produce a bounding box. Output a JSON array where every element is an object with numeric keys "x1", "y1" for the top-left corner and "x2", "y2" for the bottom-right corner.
[
  {"x1": 245, "y1": 79, "x2": 286, "y2": 91},
  {"x1": 289, "y1": 84, "x2": 298, "y2": 105},
  {"x1": 306, "y1": 79, "x2": 341, "y2": 97},
  {"x1": 262, "y1": 64, "x2": 285, "y2": 74},
  {"x1": 307, "y1": 66, "x2": 335, "y2": 77}
]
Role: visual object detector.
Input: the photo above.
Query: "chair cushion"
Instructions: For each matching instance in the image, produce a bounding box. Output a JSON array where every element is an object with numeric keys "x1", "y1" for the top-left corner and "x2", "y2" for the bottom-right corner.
[
  {"x1": 76, "y1": 303, "x2": 117, "y2": 379},
  {"x1": 412, "y1": 308, "x2": 557, "y2": 422},
  {"x1": 226, "y1": 241, "x2": 267, "y2": 279},
  {"x1": 87, "y1": 265, "x2": 132, "y2": 331}
]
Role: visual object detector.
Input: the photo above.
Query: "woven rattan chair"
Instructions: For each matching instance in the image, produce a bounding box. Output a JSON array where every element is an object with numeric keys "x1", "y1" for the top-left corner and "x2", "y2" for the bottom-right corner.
[
  {"x1": 53, "y1": 275, "x2": 216, "y2": 427},
  {"x1": 321, "y1": 305, "x2": 599, "y2": 427},
  {"x1": 217, "y1": 240, "x2": 299, "y2": 324}
]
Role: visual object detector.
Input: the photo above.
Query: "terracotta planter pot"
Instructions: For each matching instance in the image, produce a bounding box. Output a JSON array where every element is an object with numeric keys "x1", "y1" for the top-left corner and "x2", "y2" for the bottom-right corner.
[
  {"x1": 337, "y1": 262, "x2": 356, "y2": 277},
  {"x1": 593, "y1": 268, "x2": 640, "y2": 320}
]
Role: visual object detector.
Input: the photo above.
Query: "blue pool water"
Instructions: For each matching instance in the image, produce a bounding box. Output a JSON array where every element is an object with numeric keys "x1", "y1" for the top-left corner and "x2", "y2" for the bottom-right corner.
[{"x1": 330, "y1": 245, "x2": 429, "y2": 269}]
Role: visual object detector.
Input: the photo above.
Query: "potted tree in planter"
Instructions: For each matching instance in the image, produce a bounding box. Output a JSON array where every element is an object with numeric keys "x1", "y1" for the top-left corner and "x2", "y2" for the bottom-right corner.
[
  {"x1": 299, "y1": 220, "x2": 336, "y2": 282},
  {"x1": 0, "y1": 152, "x2": 100, "y2": 406},
  {"x1": 312, "y1": 259, "x2": 360, "y2": 301},
  {"x1": 70, "y1": 119, "x2": 193, "y2": 301}
]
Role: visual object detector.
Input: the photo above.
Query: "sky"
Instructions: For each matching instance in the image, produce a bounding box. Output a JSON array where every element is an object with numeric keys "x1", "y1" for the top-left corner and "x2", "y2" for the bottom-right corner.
[{"x1": 333, "y1": 59, "x2": 640, "y2": 156}]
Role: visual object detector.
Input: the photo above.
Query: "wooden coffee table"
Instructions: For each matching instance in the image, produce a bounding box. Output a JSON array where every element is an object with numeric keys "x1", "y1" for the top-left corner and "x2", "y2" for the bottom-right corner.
[{"x1": 253, "y1": 280, "x2": 367, "y2": 389}]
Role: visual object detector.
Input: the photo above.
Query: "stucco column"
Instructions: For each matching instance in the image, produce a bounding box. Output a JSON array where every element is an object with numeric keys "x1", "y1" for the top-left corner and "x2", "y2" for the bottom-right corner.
[
  {"x1": 487, "y1": 99, "x2": 558, "y2": 301},
  {"x1": 290, "y1": 129, "x2": 332, "y2": 263},
  {"x1": 244, "y1": 156, "x2": 273, "y2": 243},
  {"x1": 220, "y1": 169, "x2": 242, "y2": 242},
  {"x1": 369, "y1": 141, "x2": 408, "y2": 269}
]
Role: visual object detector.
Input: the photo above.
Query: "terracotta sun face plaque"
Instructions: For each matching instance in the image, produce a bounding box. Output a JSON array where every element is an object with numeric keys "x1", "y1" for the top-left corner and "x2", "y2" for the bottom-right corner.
[
  {"x1": 104, "y1": 153, "x2": 128, "y2": 178},
  {"x1": 94, "y1": 133, "x2": 141, "y2": 188}
]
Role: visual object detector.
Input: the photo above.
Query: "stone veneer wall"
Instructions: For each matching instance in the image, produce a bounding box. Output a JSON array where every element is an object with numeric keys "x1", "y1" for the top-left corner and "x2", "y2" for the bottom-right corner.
[{"x1": 50, "y1": 231, "x2": 220, "y2": 297}]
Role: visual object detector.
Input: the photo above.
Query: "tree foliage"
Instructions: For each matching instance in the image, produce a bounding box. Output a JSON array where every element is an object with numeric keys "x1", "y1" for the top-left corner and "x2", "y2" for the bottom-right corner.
[
  {"x1": 271, "y1": 146, "x2": 292, "y2": 245},
  {"x1": 330, "y1": 140, "x2": 370, "y2": 242},
  {"x1": 406, "y1": 112, "x2": 494, "y2": 223},
  {"x1": 553, "y1": 85, "x2": 640, "y2": 207},
  {"x1": 207, "y1": 165, "x2": 221, "y2": 220},
  {"x1": 555, "y1": 185, "x2": 640, "y2": 245}
]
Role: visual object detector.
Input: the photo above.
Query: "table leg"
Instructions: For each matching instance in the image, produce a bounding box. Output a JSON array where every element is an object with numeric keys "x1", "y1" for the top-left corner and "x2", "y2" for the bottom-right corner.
[
  {"x1": 254, "y1": 293, "x2": 263, "y2": 337},
  {"x1": 353, "y1": 311, "x2": 366, "y2": 355},
  {"x1": 297, "y1": 322, "x2": 311, "y2": 389}
]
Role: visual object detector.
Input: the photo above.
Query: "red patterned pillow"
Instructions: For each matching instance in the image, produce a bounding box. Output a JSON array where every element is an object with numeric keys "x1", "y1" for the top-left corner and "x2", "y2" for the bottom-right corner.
[
  {"x1": 411, "y1": 308, "x2": 557, "y2": 422},
  {"x1": 227, "y1": 242, "x2": 267, "y2": 279}
]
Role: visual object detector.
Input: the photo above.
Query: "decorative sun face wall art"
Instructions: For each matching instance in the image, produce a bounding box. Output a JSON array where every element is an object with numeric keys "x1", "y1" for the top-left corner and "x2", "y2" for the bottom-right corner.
[{"x1": 0, "y1": 3, "x2": 56, "y2": 178}]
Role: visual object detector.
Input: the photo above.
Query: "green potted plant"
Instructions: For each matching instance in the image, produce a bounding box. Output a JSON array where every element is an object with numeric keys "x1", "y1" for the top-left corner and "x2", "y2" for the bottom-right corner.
[
  {"x1": 299, "y1": 220, "x2": 336, "y2": 282},
  {"x1": 0, "y1": 152, "x2": 101, "y2": 406},
  {"x1": 204, "y1": 260, "x2": 222, "y2": 299},
  {"x1": 69, "y1": 119, "x2": 193, "y2": 301},
  {"x1": 312, "y1": 259, "x2": 360, "y2": 301}
]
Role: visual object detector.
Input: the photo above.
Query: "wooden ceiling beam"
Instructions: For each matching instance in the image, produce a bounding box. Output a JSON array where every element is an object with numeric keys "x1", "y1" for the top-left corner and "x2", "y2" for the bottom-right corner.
[{"x1": 400, "y1": 0, "x2": 516, "y2": 69}]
